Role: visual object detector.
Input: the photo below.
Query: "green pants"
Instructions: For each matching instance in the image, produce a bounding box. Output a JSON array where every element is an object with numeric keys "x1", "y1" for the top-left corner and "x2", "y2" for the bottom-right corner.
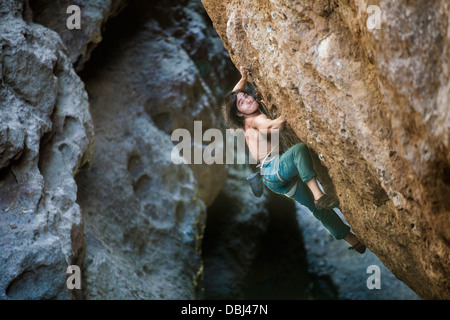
[{"x1": 260, "y1": 143, "x2": 350, "y2": 240}]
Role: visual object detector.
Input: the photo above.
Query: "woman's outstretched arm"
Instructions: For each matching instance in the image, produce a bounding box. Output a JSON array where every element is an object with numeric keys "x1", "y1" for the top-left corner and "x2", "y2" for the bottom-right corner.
[{"x1": 232, "y1": 66, "x2": 248, "y2": 91}]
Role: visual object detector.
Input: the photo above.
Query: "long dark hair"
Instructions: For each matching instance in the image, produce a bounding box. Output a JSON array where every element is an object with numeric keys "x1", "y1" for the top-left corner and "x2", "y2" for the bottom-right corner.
[{"x1": 222, "y1": 89, "x2": 256, "y2": 129}]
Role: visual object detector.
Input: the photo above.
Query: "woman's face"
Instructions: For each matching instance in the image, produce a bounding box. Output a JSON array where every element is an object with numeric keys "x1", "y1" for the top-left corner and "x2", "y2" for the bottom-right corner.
[{"x1": 236, "y1": 92, "x2": 258, "y2": 116}]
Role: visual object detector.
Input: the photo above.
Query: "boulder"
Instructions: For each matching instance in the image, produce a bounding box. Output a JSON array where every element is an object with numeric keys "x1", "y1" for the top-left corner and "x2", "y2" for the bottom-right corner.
[{"x1": 201, "y1": 0, "x2": 450, "y2": 299}]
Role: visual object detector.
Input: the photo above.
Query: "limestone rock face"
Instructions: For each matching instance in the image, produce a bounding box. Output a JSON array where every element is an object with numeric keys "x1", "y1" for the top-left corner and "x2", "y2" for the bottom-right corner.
[
  {"x1": 29, "y1": 0, "x2": 128, "y2": 72},
  {"x1": 74, "y1": 1, "x2": 233, "y2": 299},
  {"x1": 75, "y1": 76, "x2": 205, "y2": 298},
  {"x1": 130, "y1": 0, "x2": 234, "y2": 207},
  {"x1": 0, "y1": 1, "x2": 94, "y2": 299},
  {"x1": 201, "y1": 0, "x2": 450, "y2": 299},
  {"x1": 1, "y1": 0, "x2": 225, "y2": 299}
]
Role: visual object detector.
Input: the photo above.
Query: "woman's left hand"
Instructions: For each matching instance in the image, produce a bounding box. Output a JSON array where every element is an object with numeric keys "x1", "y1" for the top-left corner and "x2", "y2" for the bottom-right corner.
[{"x1": 240, "y1": 66, "x2": 248, "y2": 79}]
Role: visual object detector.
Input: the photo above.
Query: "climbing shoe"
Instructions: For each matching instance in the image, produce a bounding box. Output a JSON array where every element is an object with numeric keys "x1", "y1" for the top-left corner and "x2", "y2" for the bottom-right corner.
[{"x1": 348, "y1": 241, "x2": 366, "y2": 254}]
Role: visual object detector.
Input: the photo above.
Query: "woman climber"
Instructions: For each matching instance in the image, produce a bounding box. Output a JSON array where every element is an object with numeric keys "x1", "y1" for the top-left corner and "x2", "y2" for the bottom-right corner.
[{"x1": 222, "y1": 66, "x2": 366, "y2": 254}]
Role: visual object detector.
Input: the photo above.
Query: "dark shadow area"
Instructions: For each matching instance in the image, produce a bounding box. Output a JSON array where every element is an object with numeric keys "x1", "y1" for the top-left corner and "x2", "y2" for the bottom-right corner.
[
  {"x1": 202, "y1": 182, "x2": 340, "y2": 299},
  {"x1": 77, "y1": 1, "x2": 144, "y2": 81},
  {"x1": 241, "y1": 192, "x2": 312, "y2": 299}
]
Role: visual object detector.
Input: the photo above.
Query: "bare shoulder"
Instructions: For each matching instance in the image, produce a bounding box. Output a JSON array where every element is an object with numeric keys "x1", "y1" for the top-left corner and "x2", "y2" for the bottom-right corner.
[{"x1": 248, "y1": 113, "x2": 269, "y2": 128}]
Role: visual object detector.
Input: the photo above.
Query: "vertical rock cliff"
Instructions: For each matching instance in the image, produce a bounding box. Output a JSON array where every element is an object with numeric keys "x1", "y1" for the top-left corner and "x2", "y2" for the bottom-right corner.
[
  {"x1": 0, "y1": 0, "x2": 94, "y2": 299},
  {"x1": 0, "y1": 0, "x2": 223, "y2": 299},
  {"x1": 201, "y1": 0, "x2": 450, "y2": 299},
  {"x1": 75, "y1": 1, "x2": 220, "y2": 299}
]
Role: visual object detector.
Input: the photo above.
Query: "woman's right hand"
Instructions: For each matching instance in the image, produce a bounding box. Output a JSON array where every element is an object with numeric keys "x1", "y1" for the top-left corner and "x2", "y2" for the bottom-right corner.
[{"x1": 278, "y1": 115, "x2": 287, "y2": 129}]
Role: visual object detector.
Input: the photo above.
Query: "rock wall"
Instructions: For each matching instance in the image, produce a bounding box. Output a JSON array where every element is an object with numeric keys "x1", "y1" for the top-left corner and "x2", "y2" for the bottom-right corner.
[
  {"x1": 74, "y1": 1, "x2": 220, "y2": 298},
  {"x1": 201, "y1": 0, "x2": 450, "y2": 299},
  {"x1": 0, "y1": 0, "x2": 93, "y2": 299},
  {"x1": 29, "y1": 0, "x2": 128, "y2": 72},
  {"x1": 0, "y1": 0, "x2": 232, "y2": 299}
]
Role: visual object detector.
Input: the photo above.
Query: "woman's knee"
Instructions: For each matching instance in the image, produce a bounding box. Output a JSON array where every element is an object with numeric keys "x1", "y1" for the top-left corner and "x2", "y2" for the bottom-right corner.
[
  {"x1": 291, "y1": 143, "x2": 313, "y2": 168},
  {"x1": 292, "y1": 143, "x2": 309, "y2": 156}
]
